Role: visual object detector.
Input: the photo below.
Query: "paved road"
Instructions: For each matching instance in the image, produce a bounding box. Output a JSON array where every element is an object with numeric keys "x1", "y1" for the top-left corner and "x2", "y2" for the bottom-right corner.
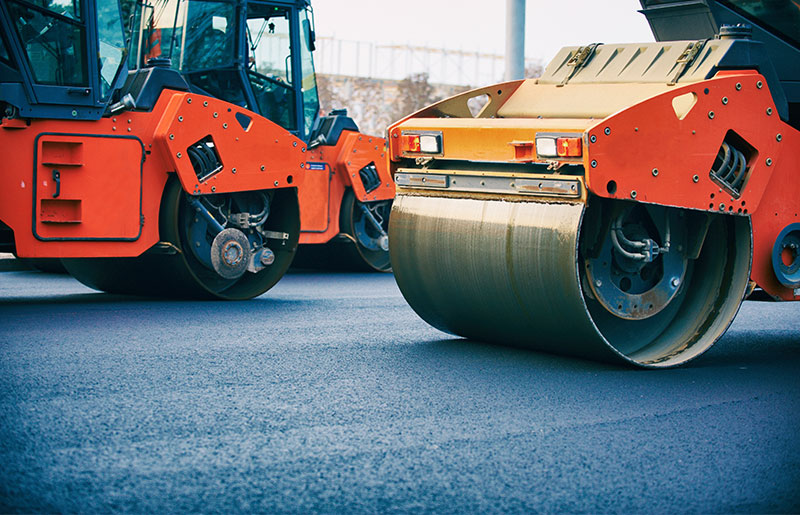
[{"x1": 1, "y1": 270, "x2": 798, "y2": 513}]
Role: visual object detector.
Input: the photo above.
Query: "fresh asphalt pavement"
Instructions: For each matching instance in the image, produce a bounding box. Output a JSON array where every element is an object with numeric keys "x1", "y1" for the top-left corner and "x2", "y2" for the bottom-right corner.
[{"x1": 0, "y1": 269, "x2": 798, "y2": 513}]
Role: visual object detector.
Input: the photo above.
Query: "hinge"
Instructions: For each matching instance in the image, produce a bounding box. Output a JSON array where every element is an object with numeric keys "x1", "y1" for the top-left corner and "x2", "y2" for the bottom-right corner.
[
  {"x1": 558, "y1": 43, "x2": 600, "y2": 87},
  {"x1": 668, "y1": 40, "x2": 707, "y2": 86}
]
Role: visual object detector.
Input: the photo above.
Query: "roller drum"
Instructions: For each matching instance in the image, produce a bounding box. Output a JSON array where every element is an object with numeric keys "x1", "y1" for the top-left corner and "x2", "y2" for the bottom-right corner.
[{"x1": 389, "y1": 194, "x2": 752, "y2": 367}]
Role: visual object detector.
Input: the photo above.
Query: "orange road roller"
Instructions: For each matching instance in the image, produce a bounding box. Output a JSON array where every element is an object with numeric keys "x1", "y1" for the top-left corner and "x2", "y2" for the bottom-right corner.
[{"x1": 387, "y1": 0, "x2": 799, "y2": 367}]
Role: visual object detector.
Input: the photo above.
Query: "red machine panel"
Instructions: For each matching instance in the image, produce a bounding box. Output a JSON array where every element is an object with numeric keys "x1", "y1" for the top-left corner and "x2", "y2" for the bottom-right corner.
[
  {"x1": 586, "y1": 73, "x2": 782, "y2": 215},
  {"x1": 33, "y1": 134, "x2": 144, "y2": 241}
]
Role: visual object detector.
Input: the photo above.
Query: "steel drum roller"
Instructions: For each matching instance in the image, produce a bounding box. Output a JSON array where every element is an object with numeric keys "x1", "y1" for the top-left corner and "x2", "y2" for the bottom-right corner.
[{"x1": 390, "y1": 194, "x2": 752, "y2": 367}]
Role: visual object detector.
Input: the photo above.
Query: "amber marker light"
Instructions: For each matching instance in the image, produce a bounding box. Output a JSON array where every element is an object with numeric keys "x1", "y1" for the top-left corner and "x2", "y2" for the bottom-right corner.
[{"x1": 556, "y1": 137, "x2": 582, "y2": 157}]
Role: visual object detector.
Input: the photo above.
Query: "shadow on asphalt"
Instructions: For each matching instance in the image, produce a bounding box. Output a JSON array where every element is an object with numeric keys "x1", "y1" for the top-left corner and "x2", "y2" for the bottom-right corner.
[
  {"x1": 0, "y1": 291, "x2": 309, "y2": 308},
  {"x1": 414, "y1": 331, "x2": 800, "y2": 374},
  {"x1": 413, "y1": 337, "x2": 627, "y2": 373}
]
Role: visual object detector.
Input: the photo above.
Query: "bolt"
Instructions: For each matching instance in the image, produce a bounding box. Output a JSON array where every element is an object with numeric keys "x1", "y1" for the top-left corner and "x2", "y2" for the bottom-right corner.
[
  {"x1": 203, "y1": 101, "x2": 208, "y2": 107},
  {"x1": 178, "y1": 116, "x2": 183, "y2": 122},
  {"x1": 293, "y1": 141, "x2": 298, "y2": 147},
  {"x1": 766, "y1": 107, "x2": 773, "y2": 116},
  {"x1": 708, "y1": 111, "x2": 715, "y2": 119},
  {"x1": 590, "y1": 135, "x2": 597, "y2": 143},
  {"x1": 211, "y1": 186, "x2": 216, "y2": 192},
  {"x1": 213, "y1": 112, "x2": 218, "y2": 118},
  {"x1": 195, "y1": 242, "x2": 201, "y2": 247},
  {"x1": 719, "y1": 203, "x2": 725, "y2": 211},
  {"x1": 260, "y1": 165, "x2": 265, "y2": 171},
  {"x1": 777, "y1": 134, "x2": 782, "y2": 142},
  {"x1": 722, "y1": 96, "x2": 728, "y2": 105},
  {"x1": 735, "y1": 83, "x2": 742, "y2": 91},
  {"x1": 187, "y1": 98, "x2": 192, "y2": 104},
  {"x1": 693, "y1": 175, "x2": 699, "y2": 183},
  {"x1": 232, "y1": 168, "x2": 236, "y2": 174},
  {"x1": 274, "y1": 181, "x2": 279, "y2": 186},
  {"x1": 595, "y1": 279, "x2": 602, "y2": 288},
  {"x1": 177, "y1": 152, "x2": 182, "y2": 158},
  {"x1": 652, "y1": 168, "x2": 659, "y2": 177},
  {"x1": 604, "y1": 127, "x2": 611, "y2": 135},
  {"x1": 169, "y1": 134, "x2": 174, "y2": 140},
  {"x1": 757, "y1": 81, "x2": 763, "y2": 89},
  {"x1": 223, "y1": 123, "x2": 228, "y2": 129},
  {"x1": 671, "y1": 278, "x2": 681, "y2": 288},
  {"x1": 630, "y1": 190, "x2": 637, "y2": 199},
  {"x1": 591, "y1": 160, "x2": 597, "y2": 168},
  {"x1": 766, "y1": 158, "x2": 773, "y2": 166}
]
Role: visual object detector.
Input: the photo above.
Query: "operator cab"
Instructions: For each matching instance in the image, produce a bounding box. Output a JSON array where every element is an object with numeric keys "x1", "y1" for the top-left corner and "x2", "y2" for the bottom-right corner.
[
  {"x1": 0, "y1": 0, "x2": 128, "y2": 120},
  {"x1": 130, "y1": 0, "x2": 320, "y2": 141}
]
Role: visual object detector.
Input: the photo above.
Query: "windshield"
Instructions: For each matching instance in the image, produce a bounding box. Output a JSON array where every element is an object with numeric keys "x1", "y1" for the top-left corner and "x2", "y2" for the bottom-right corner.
[
  {"x1": 7, "y1": 0, "x2": 88, "y2": 86},
  {"x1": 96, "y1": 1, "x2": 126, "y2": 98},
  {"x1": 723, "y1": 0, "x2": 800, "y2": 47},
  {"x1": 299, "y1": 9, "x2": 319, "y2": 137},
  {"x1": 245, "y1": 4, "x2": 296, "y2": 130},
  {"x1": 130, "y1": 0, "x2": 236, "y2": 71}
]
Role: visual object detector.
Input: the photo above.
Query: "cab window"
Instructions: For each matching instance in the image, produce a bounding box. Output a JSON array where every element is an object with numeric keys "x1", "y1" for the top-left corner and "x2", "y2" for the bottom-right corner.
[
  {"x1": 245, "y1": 6, "x2": 296, "y2": 131},
  {"x1": 8, "y1": 0, "x2": 88, "y2": 86}
]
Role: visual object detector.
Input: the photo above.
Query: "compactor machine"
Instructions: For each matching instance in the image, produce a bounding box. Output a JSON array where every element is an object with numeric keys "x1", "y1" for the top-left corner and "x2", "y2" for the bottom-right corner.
[
  {"x1": 131, "y1": 0, "x2": 393, "y2": 271},
  {"x1": 387, "y1": 0, "x2": 799, "y2": 367},
  {"x1": 0, "y1": 0, "x2": 391, "y2": 301}
]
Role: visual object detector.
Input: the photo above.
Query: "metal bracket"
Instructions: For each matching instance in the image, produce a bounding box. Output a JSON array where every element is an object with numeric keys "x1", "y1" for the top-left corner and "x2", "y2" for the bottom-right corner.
[
  {"x1": 262, "y1": 230, "x2": 289, "y2": 242},
  {"x1": 558, "y1": 43, "x2": 600, "y2": 87},
  {"x1": 668, "y1": 40, "x2": 707, "y2": 86}
]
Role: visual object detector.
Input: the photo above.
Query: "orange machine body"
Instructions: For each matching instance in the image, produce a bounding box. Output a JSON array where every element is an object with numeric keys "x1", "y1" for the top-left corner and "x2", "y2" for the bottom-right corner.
[
  {"x1": 0, "y1": 90, "x2": 307, "y2": 258},
  {"x1": 299, "y1": 131, "x2": 393, "y2": 244},
  {"x1": 389, "y1": 72, "x2": 799, "y2": 301}
]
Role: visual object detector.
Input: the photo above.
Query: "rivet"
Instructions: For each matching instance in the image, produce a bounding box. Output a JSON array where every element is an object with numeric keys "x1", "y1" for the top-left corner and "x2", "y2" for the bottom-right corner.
[
  {"x1": 766, "y1": 158, "x2": 773, "y2": 166},
  {"x1": 293, "y1": 141, "x2": 298, "y2": 147},
  {"x1": 692, "y1": 174, "x2": 699, "y2": 183},
  {"x1": 604, "y1": 127, "x2": 611, "y2": 135},
  {"x1": 591, "y1": 160, "x2": 597, "y2": 168},
  {"x1": 187, "y1": 97, "x2": 192, "y2": 103},
  {"x1": 213, "y1": 112, "x2": 218, "y2": 118},
  {"x1": 708, "y1": 111, "x2": 715, "y2": 119},
  {"x1": 392, "y1": 133, "x2": 398, "y2": 138},
  {"x1": 722, "y1": 97, "x2": 728, "y2": 105},
  {"x1": 757, "y1": 81, "x2": 763, "y2": 89},
  {"x1": 169, "y1": 134, "x2": 174, "y2": 140},
  {"x1": 776, "y1": 134, "x2": 782, "y2": 142},
  {"x1": 211, "y1": 186, "x2": 216, "y2": 192},
  {"x1": 203, "y1": 101, "x2": 208, "y2": 107},
  {"x1": 127, "y1": 119, "x2": 131, "y2": 124},
  {"x1": 223, "y1": 123, "x2": 228, "y2": 129},
  {"x1": 260, "y1": 165, "x2": 265, "y2": 171},
  {"x1": 232, "y1": 168, "x2": 237, "y2": 174},
  {"x1": 595, "y1": 279, "x2": 602, "y2": 288},
  {"x1": 719, "y1": 203, "x2": 725, "y2": 211},
  {"x1": 274, "y1": 181, "x2": 279, "y2": 186},
  {"x1": 735, "y1": 83, "x2": 742, "y2": 91},
  {"x1": 178, "y1": 116, "x2": 183, "y2": 122},
  {"x1": 71, "y1": 110, "x2": 78, "y2": 117},
  {"x1": 590, "y1": 135, "x2": 597, "y2": 143},
  {"x1": 630, "y1": 190, "x2": 637, "y2": 199},
  {"x1": 301, "y1": 147, "x2": 306, "y2": 152},
  {"x1": 671, "y1": 278, "x2": 681, "y2": 288},
  {"x1": 177, "y1": 152, "x2": 182, "y2": 158},
  {"x1": 652, "y1": 168, "x2": 659, "y2": 177},
  {"x1": 766, "y1": 107, "x2": 773, "y2": 116}
]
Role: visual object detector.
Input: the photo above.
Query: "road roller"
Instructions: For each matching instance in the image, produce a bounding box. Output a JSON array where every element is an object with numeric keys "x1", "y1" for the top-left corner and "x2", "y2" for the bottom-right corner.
[
  {"x1": 131, "y1": 0, "x2": 394, "y2": 272},
  {"x1": 387, "y1": 0, "x2": 799, "y2": 367},
  {"x1": 0, "y1": 0, "x2": 311, "y2": 299},
  {"x1": 0, "y1": 0, "x2": 391, "y2": 300}
]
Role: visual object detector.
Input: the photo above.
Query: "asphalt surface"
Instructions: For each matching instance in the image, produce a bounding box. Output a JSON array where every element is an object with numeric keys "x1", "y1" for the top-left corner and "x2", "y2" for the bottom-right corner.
[{"x1": 1, "y1": 269, "x2": 798, "y2": 513}]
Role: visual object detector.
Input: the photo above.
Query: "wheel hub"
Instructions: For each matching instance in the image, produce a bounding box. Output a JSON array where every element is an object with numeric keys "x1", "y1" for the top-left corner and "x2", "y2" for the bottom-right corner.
[{"x1": 210, "y1": 228, "x2": 251, "y2": 279}]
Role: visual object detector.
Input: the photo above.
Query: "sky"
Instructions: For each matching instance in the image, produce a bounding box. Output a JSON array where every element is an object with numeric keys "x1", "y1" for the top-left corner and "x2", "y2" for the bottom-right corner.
[{"x1": 312, "y1": 0, "x2": 655, "y2": 63}]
